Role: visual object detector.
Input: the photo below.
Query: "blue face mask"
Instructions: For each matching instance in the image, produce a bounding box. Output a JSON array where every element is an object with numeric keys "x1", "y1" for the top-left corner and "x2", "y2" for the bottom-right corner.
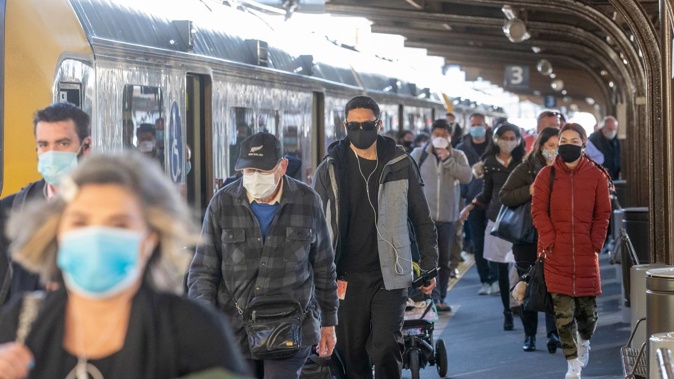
[
  {"x1": 186, "y1": 161, "x2": 192, "y2": 175},
  {"x1": 37, "y1": 151, "x2": 79, "y2": 186},
  {"x1": 57, "y1": 226, "x2": 145, "y2": 299},
  {"x1": 469, "y1": 126, "x2": 486, "y2": 139}
]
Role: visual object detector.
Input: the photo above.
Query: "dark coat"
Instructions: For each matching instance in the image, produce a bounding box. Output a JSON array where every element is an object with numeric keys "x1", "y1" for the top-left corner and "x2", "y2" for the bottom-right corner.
[
  {"x1": 473, "y1": 154, "x2": 521, "y2": 222},
  {"x1": 0, "y1": 286, "x2": 249, "y2": 378},
  {"x1": 588, "y1": 130, "x2": 621, "y2": 180},
  {"x1": 456, "y1": 135, "x2": 492, "y2": 202},
  {"x1": 312, "y1": 135, "x2": 438, "y2": 288},
  {"x1": 531, "y1": 156, "x2": 612, "y2": 297},
  {"x1": 499, "y1": 155, "x2": 547, "y2": 208},
  {"x1": 0, "y1": 180, "x2": 45, "y2": 305}
]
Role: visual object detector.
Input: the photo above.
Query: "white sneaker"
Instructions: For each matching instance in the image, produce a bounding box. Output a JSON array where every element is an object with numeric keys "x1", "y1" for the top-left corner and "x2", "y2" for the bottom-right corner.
[
  {"x1": 565, "y1": 358, "x2": 582, "y2": 379},
  {"x1": 578, "y1": 338, "x2": 591, "y2": 367},
  {"x1": 490, "y1": 281, "x2": 500, "y2": 295},
  {"x1": 478, "y1": 282, "x2": 491, "y2": 295}
]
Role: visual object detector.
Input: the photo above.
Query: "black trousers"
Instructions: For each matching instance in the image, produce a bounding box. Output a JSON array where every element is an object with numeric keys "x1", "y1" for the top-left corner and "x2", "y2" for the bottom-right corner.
[
  {"x1": 467, "y1": 208, "x2": 496, "y2": 284},
  {"x1": 336, "y1": 271, "x2": 407, "y2": 379},
  {"x1": 432, "y1": 221, "x2": 455, "y2": 303}
]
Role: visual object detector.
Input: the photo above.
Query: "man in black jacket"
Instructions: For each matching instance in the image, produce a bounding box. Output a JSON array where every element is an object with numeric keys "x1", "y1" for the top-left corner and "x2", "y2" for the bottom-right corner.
[
  {"x1": 588, "y1": 116, "x2": 621, "y2": 180},
  {"x1": 313, "y1": 96, "x2": 438, "y2": 379},
  {"x1": 0, "y1": 102, "x2": 91, "y2": 304}
]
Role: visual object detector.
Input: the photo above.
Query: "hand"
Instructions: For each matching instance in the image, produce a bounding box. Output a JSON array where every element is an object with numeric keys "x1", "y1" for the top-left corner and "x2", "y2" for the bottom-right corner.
[
  {"x1": 529, "y1": 183, "x2": 535, "y2": 195},
  {"x1": 436, "y1": 148, "x2": 450, "y2": 161},
  {"x1": 459, "y1": 205, "x2": 473, "y2": 222},
  {"x1": 316, "y1": 326, "x2": 336, "y2": 358},
  {"x1": 0, "y1": 343, "x2": 34, "y2": 379},
  {"x1": 420, "y1": 277, "x2": 436, "y2": 295}
]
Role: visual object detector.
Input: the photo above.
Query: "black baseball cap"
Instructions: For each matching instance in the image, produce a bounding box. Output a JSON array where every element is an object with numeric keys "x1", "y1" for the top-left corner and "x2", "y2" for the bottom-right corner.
[{"x1": 234, "y1": 132, "x2": 283, "y2": 171}]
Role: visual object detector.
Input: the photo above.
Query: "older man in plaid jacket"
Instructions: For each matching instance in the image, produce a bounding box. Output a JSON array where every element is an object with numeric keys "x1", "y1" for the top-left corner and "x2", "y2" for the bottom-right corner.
[{"x1": 187, "y1": 132, "x2": 338, "y2": 379}]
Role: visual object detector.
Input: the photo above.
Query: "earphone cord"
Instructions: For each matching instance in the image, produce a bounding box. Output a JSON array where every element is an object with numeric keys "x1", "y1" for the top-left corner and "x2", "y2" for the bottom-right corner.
[{"x1": 353, "y1": 149, "x2": 409, "y2": 275}]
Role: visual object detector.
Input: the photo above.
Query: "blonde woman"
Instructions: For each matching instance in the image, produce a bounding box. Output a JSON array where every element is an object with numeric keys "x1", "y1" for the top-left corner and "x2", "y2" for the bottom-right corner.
[{"x1": 0, "y1": 152, "x2": 248, "y2": 379}]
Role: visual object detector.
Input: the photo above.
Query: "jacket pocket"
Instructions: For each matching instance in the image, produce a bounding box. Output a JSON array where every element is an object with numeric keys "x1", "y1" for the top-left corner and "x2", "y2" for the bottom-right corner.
[
  {"x1": 284, "y1": 227, "x2": 313, "y2": 262},
  {"x1": 221, "y1": 229, "x2": 247, "y2": 264}
]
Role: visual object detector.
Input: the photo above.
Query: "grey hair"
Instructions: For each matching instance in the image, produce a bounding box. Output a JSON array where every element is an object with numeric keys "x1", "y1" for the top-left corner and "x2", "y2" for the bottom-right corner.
[
  {"x1": 7, "y1": 150, "x2": 201, "y2": 294},
  {"x1": 600, "y1": 115, "x2": 618, "y2": 128}
]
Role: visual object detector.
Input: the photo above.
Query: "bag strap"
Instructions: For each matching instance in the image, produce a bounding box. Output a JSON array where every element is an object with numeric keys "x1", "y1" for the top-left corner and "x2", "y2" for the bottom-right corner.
[{"x1": 15, "y1": 291, "x2": 45, "y2": 344}]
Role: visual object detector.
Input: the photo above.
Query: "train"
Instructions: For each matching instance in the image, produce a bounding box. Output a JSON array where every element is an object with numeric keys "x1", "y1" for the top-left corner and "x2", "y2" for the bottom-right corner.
[{"x1": 1, "y1": 0, "x2": 505, "y2": 212}]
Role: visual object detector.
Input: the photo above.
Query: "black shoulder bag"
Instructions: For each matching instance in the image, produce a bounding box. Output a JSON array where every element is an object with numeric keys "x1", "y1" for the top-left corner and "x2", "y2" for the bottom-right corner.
[
  {"x1": 522, "y1": 167, "x2": 555, "y2": 314},
  {"x1": 236, "y1": 295, "x2": 305, "y2": 360}
]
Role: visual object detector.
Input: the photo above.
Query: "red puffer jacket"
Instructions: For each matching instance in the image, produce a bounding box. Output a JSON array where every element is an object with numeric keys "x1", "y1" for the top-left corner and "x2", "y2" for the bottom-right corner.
[{"x1": 531, "y1": 155, "x2": 611, "y2": 297}]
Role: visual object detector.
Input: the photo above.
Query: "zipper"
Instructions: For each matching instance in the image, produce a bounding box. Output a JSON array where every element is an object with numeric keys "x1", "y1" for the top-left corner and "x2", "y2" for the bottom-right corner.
[
  {"x1": 570, "y1": 172, "x2": 576, "y2": 296},
  {"x1": 436, "y1": 162, "x2": 441, "y2": 220}
]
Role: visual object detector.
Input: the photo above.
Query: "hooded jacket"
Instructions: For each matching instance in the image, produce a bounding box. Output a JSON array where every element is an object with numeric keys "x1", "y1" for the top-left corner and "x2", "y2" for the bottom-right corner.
[
  {"x1": 531, "y1": 155, "x2": 611, "y2": 297},
  {"x1": 312, "y1": 135, "x2": 438, "y2": 290},
  {"x1": 456, "y1": 134, "x2": 492, "y2": 202},
  {"x1": 410, "y1": 143, "x2": 472, "y2": 222},
  {"x1": 472, "y1": 154, "x2": 521, "y2": 222}
]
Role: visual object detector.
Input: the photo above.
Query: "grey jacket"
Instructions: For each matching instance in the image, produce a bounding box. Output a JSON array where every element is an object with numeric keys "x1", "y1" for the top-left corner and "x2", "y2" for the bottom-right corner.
[
  {"x1": 410, "y1": 143, "x2": 472, "y2": 223},
  {"x1": 187, "y1": 177, "x2": 338, "y2": 357},
  {"x1": 312, "y1": 136, "x2": 438, "y2": 290}
]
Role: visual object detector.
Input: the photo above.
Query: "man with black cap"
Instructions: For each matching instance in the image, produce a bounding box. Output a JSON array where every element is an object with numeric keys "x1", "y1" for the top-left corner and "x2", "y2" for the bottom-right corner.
[
  {"x1": 187, "y1": 132, "x2": 338, "y2": 379},
  {"x1": 313, "y1": 96, "x2": 438, "y2": 379}
]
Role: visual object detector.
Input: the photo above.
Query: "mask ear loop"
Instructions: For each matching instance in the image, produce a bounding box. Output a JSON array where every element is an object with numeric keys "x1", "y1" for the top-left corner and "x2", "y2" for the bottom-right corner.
[{"x1": 352, "y1": 149, "x2": 409, "y2": 275}]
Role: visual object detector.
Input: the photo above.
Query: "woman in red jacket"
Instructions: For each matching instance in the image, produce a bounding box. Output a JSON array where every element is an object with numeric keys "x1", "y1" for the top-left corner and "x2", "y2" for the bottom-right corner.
[{"x1": 531, "y1": 123, "x2": 611, "y2": 379}]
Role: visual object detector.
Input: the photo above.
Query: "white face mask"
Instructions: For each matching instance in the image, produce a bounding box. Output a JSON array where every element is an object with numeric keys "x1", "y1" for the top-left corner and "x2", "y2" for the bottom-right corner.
[
  {"x1": 138, "y1": 141, "x2": 155, "y2": 153},
  {"x1": 542, "y1": 148, "x2": 558, "y2": 161},
  {"x1": 431, "y1": 137, "x2": 449, "y2": 149},
  {"x1": 243, "y1": 168, "x2": 280, "y2": 200},
  {"x1": 497, "y1": 139, "x2": 518, "y2": 154}
]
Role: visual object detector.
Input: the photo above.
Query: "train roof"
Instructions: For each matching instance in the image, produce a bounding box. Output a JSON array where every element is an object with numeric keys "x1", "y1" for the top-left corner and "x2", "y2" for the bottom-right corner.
[{"x1": 68, "y1": 0, "x2": 440, "y2": 101}]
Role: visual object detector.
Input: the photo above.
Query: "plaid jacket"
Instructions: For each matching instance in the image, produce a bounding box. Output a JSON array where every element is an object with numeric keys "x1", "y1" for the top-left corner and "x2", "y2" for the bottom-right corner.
[{"x1": 187, "y1": 176, "x2": 338, "y2": 356}]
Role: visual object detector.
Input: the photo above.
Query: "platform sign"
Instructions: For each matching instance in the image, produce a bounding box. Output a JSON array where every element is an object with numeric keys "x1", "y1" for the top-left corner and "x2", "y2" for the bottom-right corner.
[
  {"x1": 504, "y1": 65, "x2": 529, "y2": 89},
  {"x1": 544, "y1": 95, "x2": 557, "y2": 108},
  {"x1": 168, "y1": 100, "x2": 183, "y2": 183}
]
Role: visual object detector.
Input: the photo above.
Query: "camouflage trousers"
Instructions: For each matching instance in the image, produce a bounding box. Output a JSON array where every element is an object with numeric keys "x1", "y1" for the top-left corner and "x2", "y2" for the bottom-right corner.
[{"x1": 550, "y1": 293, "x2": 598, "y2": 360}]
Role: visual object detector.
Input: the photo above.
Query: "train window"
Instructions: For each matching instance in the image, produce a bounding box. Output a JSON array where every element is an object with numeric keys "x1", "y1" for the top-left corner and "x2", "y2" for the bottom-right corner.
[
  {"x1": 258, "y1": 109, "x2": 279, "y2": 136},
  {"x1": 324, "y1": 108, "x2": 346, "y2": 150},
  {"x1": 282, "y1": 111, "x2": 312, "y2": 183},
  {"x1": 122, "y1": 85, "x2": 164, "y2": 162},
  {"x1": 228, "y1": 107, "x2": 254, "y2": 175}
]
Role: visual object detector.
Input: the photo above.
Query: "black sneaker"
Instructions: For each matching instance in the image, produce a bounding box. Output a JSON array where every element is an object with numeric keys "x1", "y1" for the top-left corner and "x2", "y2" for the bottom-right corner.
[{"x1": 436, "y1": 302, "x2": 452, "y2": 312}]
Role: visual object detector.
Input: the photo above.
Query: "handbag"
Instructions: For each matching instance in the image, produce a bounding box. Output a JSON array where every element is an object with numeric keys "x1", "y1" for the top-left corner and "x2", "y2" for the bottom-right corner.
[
  {"x1": 490, "y1": 202, "x2": 536, "y2": 244},
  {"x1": 522, "y1": 258, "x2": 554, "y2": 313},
  {"x1": 300, "y1": 351, "x2": 346, "y2": 379},
  {"x1": 242, "y1": 295, "x2": 304, "y2": 360}
]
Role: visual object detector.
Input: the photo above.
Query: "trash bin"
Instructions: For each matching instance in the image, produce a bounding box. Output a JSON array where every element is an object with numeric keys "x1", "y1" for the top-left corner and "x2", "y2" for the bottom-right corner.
[
  {"x1": 623, "y1": 207, "x2": 649, "y2": 264},
  {"x1": 614, "y1": 180, "x2": 627, "y2": 207},
  {"x1": 650, "y1": 332, "x2": 674, "y2": 377},
  {"x1": 647, "y1": 267, "x2": 674, "y2": 377},
  {"x1": 631, "y1": 264, "x2": 668, "y2": 347}
]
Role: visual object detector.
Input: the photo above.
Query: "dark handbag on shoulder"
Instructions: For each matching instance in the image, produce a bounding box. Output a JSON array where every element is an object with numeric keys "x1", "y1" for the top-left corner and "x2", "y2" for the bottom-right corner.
[
  {"x1": 490, "y1": 202, "x2": 537, "y2": 244},
  {"x1": 522, "y1": 258, "x2": 554, "y2": 313},
  {"x1": 243, "y1": 295, "x2": 304, "y2": 360}
]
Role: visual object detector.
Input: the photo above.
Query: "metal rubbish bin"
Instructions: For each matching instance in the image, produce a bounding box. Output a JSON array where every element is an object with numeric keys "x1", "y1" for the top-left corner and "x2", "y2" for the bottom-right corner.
[
  {"x1": 623, "y1": 207, "x2": 649, "y2": 264},
  {"x1": 650, "y1": 332, "x2": 674, "y2": 378},
  {"x1": 647, "y1": 267, "x2": 674, "y2": 377},
  {"x1": 614, "y1": 180, "x2": 627, "y2": 207},
  {"x1": 631, "y1": 264, "x2": 668, "y2": 348}
]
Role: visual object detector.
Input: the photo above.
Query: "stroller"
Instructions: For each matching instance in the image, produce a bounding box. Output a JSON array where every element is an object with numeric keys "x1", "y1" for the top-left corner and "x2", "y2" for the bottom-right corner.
[{"x1": 402, "y1": 269, "x2": 448, "y2": 379}]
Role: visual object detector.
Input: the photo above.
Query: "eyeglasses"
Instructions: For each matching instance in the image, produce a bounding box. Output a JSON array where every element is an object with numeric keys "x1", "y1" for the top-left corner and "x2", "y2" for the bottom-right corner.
[
  {"x1": 542, "y1": 111, "x2": 561, "y2": 118},
  {"x1": 345, "y1": 119, "x2": 379, "y2": 131}
]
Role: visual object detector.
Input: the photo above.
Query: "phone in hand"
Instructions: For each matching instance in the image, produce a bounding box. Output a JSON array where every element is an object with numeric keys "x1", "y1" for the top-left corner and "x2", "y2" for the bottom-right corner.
[{"x1": 412, "y1": 267, "x2": 438, "y2": 288}]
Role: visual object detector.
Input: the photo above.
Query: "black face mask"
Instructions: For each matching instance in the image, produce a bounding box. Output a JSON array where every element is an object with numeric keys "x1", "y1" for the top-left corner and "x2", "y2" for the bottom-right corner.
[
  {"x1": 347, "y1": 129, "x2": 378, "y2": 150},
  {"x1": 558, "y1": 144, "x2": 583, "y2": 162},
  {"x1": 402, "y1": 141, "x2": 413, "y2": 150}
]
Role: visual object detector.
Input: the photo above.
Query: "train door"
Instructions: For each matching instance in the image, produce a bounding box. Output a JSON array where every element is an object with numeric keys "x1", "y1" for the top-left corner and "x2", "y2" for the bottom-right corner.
[
  {"x1": 185, "y1": 73, "x2": 212, "y2": 218},
  {"x1": 313, "y1": 91, "x2": 325, "y2": 167}
]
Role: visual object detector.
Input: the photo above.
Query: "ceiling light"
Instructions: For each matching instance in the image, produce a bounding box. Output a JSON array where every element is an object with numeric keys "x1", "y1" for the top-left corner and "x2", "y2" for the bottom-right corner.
[
  {"x1": 531, "y1": 46, "x2": 542, "y2": 54},
  {"x1": 536, "y1": 59, "x2": 552, "y2": 76},
  {"x1": 551, "y1": 79, "x2": 564, "y2": 91},
  {"x1": 586, "y1": 97, "x2": 595, "y2": 105},
  {"x1": 549, "y1": 73, "x2": 557, "y2": 79},
  {"x1": 503, "y1": 19, "x2": 530, "y2": 43},
  {"x1": 561, "y1": 90, "x2": 567, "y2": 95}
]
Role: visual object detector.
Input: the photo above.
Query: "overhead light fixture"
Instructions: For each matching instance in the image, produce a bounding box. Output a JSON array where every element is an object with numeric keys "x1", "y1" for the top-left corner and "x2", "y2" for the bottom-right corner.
[
  {"x1": 531, "y1": 46, "x2": 542, "y2": 54},
  {"x1": 536, "y1": 59, "x2": 552, "y2": 76},
  {"x1": 549, "y1": 73, "x2": 557, "y2": 79},
  {"x1": 551, "y1": 79, "x2": 564, "y2": 91},
  {"x1": 502, "y1": 5, "x2": 530, "y2": 43}
]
